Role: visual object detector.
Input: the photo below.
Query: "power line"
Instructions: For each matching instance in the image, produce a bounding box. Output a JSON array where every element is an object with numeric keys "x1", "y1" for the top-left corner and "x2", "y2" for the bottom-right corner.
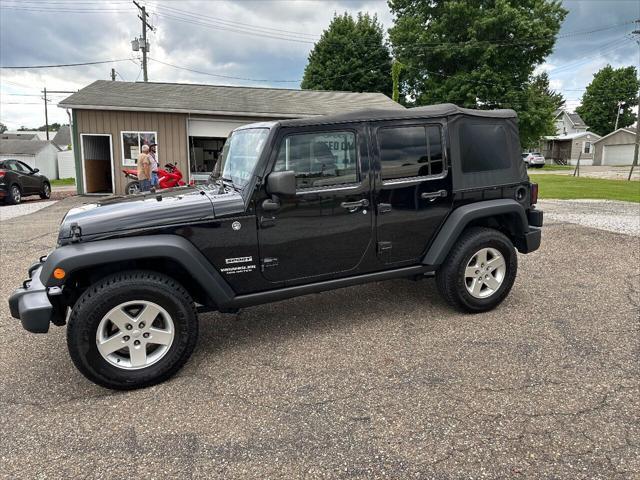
[
  {"x1": 0, "y1": 59, "x2": 132, "y2": 69},
  {"x1": 148, "y1": 57, "x2": 300, "y2": 83}
]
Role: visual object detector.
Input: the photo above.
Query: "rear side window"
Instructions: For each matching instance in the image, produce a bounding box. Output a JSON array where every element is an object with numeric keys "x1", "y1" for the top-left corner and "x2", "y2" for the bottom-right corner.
[
  {"x1": 460, "y1": 123, "x2": 510, "y2": 172},
  {"x1": 273, "y1": 131, "x2": 358, "y2": 189},
  {"x1": 378, "y1": 125, "x2": 444, "y2": 181}
]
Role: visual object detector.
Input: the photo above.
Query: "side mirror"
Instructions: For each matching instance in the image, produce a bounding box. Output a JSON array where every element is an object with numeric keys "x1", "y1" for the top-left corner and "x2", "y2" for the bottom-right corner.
[
  {"x1": 32, "y1": 168, "x2": 39, "y2": 174},
  {"x1": 266, "y1": 170, "x2": 296, "y2": 196}
]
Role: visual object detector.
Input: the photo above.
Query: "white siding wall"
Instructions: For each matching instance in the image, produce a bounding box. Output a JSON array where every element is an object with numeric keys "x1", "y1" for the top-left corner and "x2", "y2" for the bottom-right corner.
[
  {"x1": 57, "y1": 149, "x2": 76, "y2": 179},
  {"x1": 1, "y1": 145, "x2": 60, "y2": 179}
]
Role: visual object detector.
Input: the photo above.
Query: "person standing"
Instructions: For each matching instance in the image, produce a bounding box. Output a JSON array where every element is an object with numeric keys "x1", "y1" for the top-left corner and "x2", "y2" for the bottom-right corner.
[
  {"x1": 149, "y1": 143, "x2": 159, "y2": 188},
  {"x1": 137, "y1": 144, "x2": 152, "y2": 192}
]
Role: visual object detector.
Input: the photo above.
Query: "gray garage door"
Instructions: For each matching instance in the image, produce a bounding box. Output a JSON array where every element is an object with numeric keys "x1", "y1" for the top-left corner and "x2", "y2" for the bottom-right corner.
[{"x1": 603, "y1": 144, "x2": 635, "y2": 165}]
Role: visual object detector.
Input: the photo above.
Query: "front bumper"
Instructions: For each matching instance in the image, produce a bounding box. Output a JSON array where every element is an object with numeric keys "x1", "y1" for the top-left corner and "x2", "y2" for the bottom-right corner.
[{"x1": 8, "y1": 264, "x2": 54, "y2": 333}]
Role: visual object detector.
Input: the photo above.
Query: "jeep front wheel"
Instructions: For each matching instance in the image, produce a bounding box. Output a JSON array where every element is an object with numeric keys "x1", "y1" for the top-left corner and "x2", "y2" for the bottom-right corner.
[
  {"x1": 67, "y1": 270, "x2": 198, "y2": 390},
  {"x1": 436, "y1": 227, "x2": 517, "y2": 313}
]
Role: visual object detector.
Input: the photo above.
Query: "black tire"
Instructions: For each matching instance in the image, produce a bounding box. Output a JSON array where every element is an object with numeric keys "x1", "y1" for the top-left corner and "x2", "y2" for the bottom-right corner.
[
  {"x1": 40, "y1": 182, "x2": 51, "y2": 199},
  {"x1": 67, "y1": 270, "x2": 198, "y2": 390},
  {"x1": 436, "y1": 227, "x2": 517, "y2": 313},
  {"x1": 125, "y1": 180, "x2": 141, "y2": 195},
  {"x1": 6, "y1": 184, "x2": 21, "y2": 205}
]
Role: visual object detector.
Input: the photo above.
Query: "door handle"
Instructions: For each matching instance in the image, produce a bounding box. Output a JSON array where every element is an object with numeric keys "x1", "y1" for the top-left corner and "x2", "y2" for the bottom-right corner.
[
  {"x1": 340, "y1": 199, "x2": 369, "y2": 209},
  {"x1": 421, "y1": 190, "x2": 448, "y2": 200}
]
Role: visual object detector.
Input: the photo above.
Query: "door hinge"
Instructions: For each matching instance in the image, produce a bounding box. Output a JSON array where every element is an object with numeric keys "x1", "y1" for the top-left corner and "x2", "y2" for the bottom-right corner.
[
  {"x1": 261, "y1": 257, "x2": 279, "y2": 271},
  {"x1": 377, "y1": 241, "x2": 392, "y2": 254}
]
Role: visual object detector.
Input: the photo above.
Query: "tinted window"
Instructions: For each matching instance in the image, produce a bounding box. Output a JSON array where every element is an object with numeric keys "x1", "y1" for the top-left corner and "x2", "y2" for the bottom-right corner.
[
  {"x1": 460, "y1": 123, "x2": 510, "y2": 173},
  {"x1": 378, "y1": 125, "x2": 443, "y2": 180},
  {"x1": 16, "y1": 161, "x2": 31, "y2": 173},
  {"x1": 274, "y1": 131, "x2": 358, "y2": 189}
]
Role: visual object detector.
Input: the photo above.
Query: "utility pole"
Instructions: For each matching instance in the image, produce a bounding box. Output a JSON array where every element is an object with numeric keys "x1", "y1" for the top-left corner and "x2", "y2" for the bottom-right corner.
[
  {"x1": 42, "y1": 88, "x2": 49, "y2": 140},
  {"x1": 133, "y1": 1, "x2": 154, "y2": 82},
  {"x1": 41, "y1": 89, "x2": 78, "y2": 140},
  {"x1": 629, "y1": 21, "x2": 640, "y2": 181},
  {"x1": 111, "y1": 68, "x2": 116, "y2": 81},
  {"x1": 614, "y1": 100, "x2": 624, "y2": 131}
]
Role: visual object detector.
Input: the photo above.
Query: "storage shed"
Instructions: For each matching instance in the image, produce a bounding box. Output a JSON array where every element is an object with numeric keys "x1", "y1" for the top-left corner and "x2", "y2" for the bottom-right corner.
[
  {"x1": 593, "y1": 127, "x2": 637, "y2": 165},
  {"x1": 59, "y1": 80, "x2": 403, "y2": 195}
]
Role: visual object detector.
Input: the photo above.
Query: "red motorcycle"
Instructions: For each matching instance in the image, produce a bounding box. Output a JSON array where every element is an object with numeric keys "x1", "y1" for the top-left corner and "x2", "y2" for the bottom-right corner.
[{"x1": 122, "y1": 163, "x2": 186, "y2": 195}]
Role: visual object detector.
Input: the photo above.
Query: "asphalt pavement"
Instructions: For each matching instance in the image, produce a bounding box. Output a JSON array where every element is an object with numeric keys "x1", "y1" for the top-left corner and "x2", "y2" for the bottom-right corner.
[{"x1": 0, "y1": 197, "x2": 638, "y2": 479}]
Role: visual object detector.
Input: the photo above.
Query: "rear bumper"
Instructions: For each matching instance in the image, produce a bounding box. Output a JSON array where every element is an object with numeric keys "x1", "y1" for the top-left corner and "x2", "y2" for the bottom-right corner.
[
  {"x1": 515, "y1": 208, "x2": 543, "y2": 254},
  {"x1": 8, "y1": 265, "x2": 53, "y2": 333}
]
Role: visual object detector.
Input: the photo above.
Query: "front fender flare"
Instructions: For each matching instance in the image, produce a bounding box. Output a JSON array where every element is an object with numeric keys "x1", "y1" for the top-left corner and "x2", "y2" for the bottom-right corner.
[
  {"x1": 40, "y1": 235, "x2": 235, "y2": 307},
  {"x1": 423, "y1": 199, "x2": 528, "y2": 266}
]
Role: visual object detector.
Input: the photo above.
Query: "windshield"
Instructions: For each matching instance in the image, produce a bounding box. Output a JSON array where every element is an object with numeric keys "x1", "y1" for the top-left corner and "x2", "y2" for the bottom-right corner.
[{"x1": 211, "y1": 128, "x2": 270, "y2": 190}]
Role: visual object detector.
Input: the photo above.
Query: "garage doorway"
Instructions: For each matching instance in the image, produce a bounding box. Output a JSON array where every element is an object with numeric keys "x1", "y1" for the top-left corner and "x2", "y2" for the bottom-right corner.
[
  {"x1": 81, "y1": 134, "x2": 114, "y2": 194},
  {"x1": 189, "y1": 136, "x2": 226, "y2": 183}
]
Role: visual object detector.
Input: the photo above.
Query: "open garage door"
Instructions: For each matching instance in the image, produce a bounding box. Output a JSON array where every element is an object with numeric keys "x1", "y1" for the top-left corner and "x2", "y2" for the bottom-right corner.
[
  {"x1": 188, "y1": 119, "x2": 250, "y2": 182},
  {"x1": 603, "y1": 144, "x2": 634, "y2": 165}
]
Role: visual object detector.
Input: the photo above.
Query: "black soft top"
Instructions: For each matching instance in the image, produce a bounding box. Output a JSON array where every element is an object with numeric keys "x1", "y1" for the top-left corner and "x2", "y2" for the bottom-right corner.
[{"x1": 278, "y1": 103, "x2": 517, "y2": 128}]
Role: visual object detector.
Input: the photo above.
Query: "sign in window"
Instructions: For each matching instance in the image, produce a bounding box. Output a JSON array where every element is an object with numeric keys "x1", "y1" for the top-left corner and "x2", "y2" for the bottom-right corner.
[{"x1": 121, "y1": 131, "x2": 157, "y2": 166}]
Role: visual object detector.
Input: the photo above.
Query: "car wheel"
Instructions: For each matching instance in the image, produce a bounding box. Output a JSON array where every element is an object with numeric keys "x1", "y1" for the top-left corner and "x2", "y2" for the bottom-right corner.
[
  {"x1": 6, "y1": 184, "x2": 21, "y2": 205},
  {"x1": 40, "y1": 182, "x2": 51, "y2": 199},
  {"x1": 125, "y1": 181, "x2": 141, "y2": 195},
  {"x1": 436, "y1": 227, "x2": 517, "y2": 313},
  {"x1": 67, "y1": 270, "x2": 199, "y2": 390}
]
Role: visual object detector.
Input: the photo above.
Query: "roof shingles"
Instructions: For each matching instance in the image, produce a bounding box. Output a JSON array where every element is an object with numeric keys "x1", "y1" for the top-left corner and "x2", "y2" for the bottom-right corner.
[{"x1": 59, "y1": 80, "x2": 403, "y2": 117}]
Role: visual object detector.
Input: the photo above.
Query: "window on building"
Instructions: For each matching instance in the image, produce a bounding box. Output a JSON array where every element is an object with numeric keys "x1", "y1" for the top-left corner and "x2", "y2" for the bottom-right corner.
[
  {"x1": 583, "y1": 141, "x2": 592, "y2": 154},
  {"x1": 378, "y1": 125, "x2": 444, "y2": 180},
  {"x1": 121, "y1": 131, "x2": 157, "y2": 166},
  {"x1": 273, "y1": 131, "x2": 358, "y2": 189}
]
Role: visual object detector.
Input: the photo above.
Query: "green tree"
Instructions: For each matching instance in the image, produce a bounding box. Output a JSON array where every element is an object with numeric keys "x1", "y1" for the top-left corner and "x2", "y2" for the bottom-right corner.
[
  {"x1": 576, "y1": 65, "x2": 639, "y2": 136},
  {"x1": 302, "y1": 12, "x2": 392, "y2": 96},
  {"x1": 516, "y1": 73, "x2": 565, "y2": 148},
  {"x1": 388, "y1": 0, "x2": 567, "y2": 142},
  {"x1": 0, "y1": 122, "x2": 6, "y2": 133}
]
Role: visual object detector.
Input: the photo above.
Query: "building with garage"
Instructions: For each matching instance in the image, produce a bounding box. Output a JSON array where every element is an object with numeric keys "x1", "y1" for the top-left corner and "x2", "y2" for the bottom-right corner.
[
  {"x1": 58, "y1": 80, "x2": 403, "y2": 195},
  {"x1": 540, "y1": 131, "x2": 601, "y2": 165},
  {"x1": 0, "y1": 139, "x2": 60, "y2": 179},
  {"x1": 593, "y1": 127, "x2": 637, "y2": 166}
]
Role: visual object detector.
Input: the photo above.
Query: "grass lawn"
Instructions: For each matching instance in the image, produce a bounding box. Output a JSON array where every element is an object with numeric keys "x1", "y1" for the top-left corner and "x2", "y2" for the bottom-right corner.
[
  {"x1": 50, "y1": 178, "x2": 76, "y2": 186},
  {"x1": 529, "y1": 174, "x2": 640, "y2": 203},
  {"x1": 535, "y1": 164, "x2": 573, "y2": 171}
]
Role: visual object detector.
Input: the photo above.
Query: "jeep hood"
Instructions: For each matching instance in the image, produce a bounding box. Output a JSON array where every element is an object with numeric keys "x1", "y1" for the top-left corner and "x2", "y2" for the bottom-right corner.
[{"x1": 58, "y1": 186, "x2": 244, "y2": 242}]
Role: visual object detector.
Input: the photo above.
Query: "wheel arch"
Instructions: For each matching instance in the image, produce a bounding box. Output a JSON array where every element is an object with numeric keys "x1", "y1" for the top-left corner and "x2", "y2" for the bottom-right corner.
[
  {"x1": 423, "y1": 199, "x2": 529, "y2": 266},
  {"x1": 40, "y1": 235, "x2": 234, "y2": 308}
]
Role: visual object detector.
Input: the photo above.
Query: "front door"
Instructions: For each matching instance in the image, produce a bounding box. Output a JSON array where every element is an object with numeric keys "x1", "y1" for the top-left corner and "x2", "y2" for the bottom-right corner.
[
  {"x1": 258, "y1": 126, "x2": 373, "y2": 283},
  {"x1": 372, "y1": 122, "x2": 453, "y2": 265}
]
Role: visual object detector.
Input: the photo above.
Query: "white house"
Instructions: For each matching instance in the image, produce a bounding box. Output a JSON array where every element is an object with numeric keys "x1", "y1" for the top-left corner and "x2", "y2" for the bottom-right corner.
[
  {"x1": 541, "y1": 131, "x2": 601, "y2": 165},
  {"x1": 554, "y1": 109, "x2": 588, "y2": 136},
  {"x1": 0, "y1": 139, "x2": 60, "y2": 179}
]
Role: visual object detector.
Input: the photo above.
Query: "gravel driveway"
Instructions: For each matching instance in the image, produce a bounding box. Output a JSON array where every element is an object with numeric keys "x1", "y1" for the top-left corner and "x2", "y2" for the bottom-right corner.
[
  {"x1": 539, "y1": 199, "x2": 640, "y2": 236},
  {"x1": 1, "y1": 198, "x2": 638, "y2": 478}
]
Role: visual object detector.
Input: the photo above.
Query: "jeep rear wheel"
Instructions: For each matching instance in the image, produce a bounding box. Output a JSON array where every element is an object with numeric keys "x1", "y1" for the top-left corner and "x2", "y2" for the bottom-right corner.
[
  {"x1": 67, "y1": 270, "x2": 198, "y2": 390},
  {"x1": 436, "y1": 227, "x2": 517, "y2": 313}
]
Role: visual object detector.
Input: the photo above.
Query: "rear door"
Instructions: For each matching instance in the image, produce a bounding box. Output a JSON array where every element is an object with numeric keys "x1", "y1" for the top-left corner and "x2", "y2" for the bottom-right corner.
[
  {"x1": 371, "y1": 121, "x2": 453, "y2": 265},
  {"x1": 258, "y1": 125, "x2": 373, "y2": 283}
]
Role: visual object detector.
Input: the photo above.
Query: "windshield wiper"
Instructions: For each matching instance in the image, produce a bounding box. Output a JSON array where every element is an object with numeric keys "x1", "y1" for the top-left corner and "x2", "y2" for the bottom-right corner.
[{"x1": 221, "y1": 176, "x2": 241, "y2": 192}]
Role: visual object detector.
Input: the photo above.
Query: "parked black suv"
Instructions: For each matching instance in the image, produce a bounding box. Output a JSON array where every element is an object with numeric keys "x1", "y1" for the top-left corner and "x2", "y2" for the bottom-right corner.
[
  {"x1": 9, "y1": 104, "x2": 542, "y2": 389},
  {"x1": 0, "y1": 159, "x2": 51, "y2": 204}
]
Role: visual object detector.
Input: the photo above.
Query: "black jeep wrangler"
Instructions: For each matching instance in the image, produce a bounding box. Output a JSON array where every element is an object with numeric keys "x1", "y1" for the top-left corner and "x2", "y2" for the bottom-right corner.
[{"x1": 9, "y1": 104, "x2": 542, "y2": 390}]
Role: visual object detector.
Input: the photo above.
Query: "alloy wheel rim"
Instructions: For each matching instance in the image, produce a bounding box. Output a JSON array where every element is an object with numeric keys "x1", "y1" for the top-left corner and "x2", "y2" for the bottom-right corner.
[
  {"x1": 44, "y1": 184, "x2": 50, "y2": 197},
  {"x1": 96, "y1": 300, "x2": 175, "y2": 370},
  {"x1": 13, "y1": 187, "x2": 20, "y2": 202},
  {"x1": 128, "y1": 184, "x2": 140, "y2": 195},
  {"x1": 464, "y1": 247, "x2": 506, "y2": 299}
]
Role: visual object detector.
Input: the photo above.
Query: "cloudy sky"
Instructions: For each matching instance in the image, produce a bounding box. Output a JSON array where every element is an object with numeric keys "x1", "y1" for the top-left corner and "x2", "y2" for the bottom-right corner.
[{"x1": 0, "y1": 0, "x2": 637, "y2": 130}]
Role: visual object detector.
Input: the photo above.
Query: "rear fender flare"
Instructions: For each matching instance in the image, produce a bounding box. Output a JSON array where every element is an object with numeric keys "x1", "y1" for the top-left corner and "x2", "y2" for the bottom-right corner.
[{"x1": 423, "y1": 199, "x2": 528, "y2": 266}]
